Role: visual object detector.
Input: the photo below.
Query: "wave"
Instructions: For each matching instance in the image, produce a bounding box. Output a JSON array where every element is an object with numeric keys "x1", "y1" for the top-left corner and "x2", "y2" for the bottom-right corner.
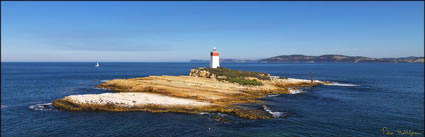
[
  {"x1": 289, "y1": 88, "x2": 306, "y2": 94},
  {"x1": 1, "y1": 105, "x2": 6, "y2": 109},
  {"x1": 199, "y1": 112, "x2": 209, "y2": 115},
  {"x1": 267, "y1": 94, "x2": 280, "y2": 97},
  {"x1": 28, "y1": 103, "x2": 55, "y2": 111},
  {"x1": 199, "y1": 112, "x2": 228, "y2": 117},
  {"x1": 217, "y1": 113, "x2": 228, "y2": 117},
  {"x1": 94, "y1": 87, "x2": 109, "y2": 90},
  {"x1": 326, "y1": 82, "x2": 359, "y2": 87},
  {"x1": 100, "y1": 80, "x2": 110, "y2": 83},
  {"x1": 263, "y1": 105, "x2": 286, "y2": 118}
]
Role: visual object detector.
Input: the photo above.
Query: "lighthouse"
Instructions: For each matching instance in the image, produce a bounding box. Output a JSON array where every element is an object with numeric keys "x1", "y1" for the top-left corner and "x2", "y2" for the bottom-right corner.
[{"x1": 210, "y1": 48, "x2": 220, "y2": 68}]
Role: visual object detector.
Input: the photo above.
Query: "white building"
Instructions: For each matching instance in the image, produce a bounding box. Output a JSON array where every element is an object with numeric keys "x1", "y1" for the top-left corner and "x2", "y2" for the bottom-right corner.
[{"x1": 210, "y1": 48, "x2": 220, "y2": 68}]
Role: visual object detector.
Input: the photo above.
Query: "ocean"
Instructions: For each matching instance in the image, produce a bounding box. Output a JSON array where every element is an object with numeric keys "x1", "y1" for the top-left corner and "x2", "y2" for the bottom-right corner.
[{"x1": 1, "y1": 62, "x2": 424, "y2": 137}]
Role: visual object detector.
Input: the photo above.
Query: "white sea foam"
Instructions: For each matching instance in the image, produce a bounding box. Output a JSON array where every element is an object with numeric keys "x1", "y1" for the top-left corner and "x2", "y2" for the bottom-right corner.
[
  {"x1": 267, "y1": 94, "x2": 280, "y2": 97},
  {"x1": 199, "y1": 112, "x2": 209, "y2": 115},
  {"x1": 263, "y1": 105, "x2": 285, "y2": 118},
  {"x1": 217, "y1": 113, "x2": 228, "y2": 117},
  {"x1": 288, "y1": 88, "x2": 306, "y2": 94},
  {"x1": 94, "y1": 87, "x2": 109, "y2": 90},
  {"x1": 100, "y1": 80, "x2": 110, "y2": 83},
  {"x1": 326, "y1": 82, "x2": 359, "y2": 87},
  {"x1": 28, "y1": 103, "x2": 55, "y2": 111}
]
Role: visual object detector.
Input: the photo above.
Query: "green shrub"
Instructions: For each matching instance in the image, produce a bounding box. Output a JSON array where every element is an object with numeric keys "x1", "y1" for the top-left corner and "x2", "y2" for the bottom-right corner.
[
  {"x1": 195, "y1": 67, "x2": 270, "y2": 85},
  {"x1": 200, "y1": 67, "x2": 271, "y2": 80},
  {"x1": 279, "y1": 76, "x2": 288, "y2": 79}
]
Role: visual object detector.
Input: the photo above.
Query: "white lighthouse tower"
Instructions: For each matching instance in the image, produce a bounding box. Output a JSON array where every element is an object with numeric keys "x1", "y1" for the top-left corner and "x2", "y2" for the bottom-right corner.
[{"x1": 210, "y1": 48, "x2": 220, "y2": 68}]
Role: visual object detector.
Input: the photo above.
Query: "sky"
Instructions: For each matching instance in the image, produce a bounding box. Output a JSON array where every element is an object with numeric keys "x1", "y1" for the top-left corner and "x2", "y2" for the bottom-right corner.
[{"x1": 1, "y1": 1, "x2": 424, "y2": 62}]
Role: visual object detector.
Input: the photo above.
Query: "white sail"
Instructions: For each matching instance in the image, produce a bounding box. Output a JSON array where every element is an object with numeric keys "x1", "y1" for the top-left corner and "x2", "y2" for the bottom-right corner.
[{"x1": 95, "y1": 62, "x2": 100, "y2": 67}]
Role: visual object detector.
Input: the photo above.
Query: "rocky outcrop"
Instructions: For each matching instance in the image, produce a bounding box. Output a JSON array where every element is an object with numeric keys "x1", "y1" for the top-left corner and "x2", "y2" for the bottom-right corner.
[
  {"x1": 189, "y1": 67, "x2": 212, "y2": 78},
  {"x1": 53, "y1": 68, "x2": 329, "y2": 119}
]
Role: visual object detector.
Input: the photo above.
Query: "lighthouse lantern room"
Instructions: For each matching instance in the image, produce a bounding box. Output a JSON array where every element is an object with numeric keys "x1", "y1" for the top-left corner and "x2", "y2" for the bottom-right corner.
[{"x1": 210, "y1": 48, "x2": 220, "y2": 68}]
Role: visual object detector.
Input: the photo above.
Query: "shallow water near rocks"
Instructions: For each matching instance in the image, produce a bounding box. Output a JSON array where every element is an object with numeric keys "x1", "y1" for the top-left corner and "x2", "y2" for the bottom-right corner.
[{"x1": 1, "y1": 62, "x2": 424, "y2": 137}]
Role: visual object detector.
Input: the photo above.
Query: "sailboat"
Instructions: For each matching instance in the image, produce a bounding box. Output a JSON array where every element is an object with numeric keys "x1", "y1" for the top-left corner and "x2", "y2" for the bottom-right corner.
[{"x1": 95, "y1": 62, "x2": 100, "y2": 67}]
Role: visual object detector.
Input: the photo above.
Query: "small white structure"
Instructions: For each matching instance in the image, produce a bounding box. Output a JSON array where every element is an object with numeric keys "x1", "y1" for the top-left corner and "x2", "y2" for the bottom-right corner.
[
  {"x1": 210, "y1": 48, "x2": 220, "y2": 68},
  {"x1": 95, "y1": 62, "x2": 100, "y2": 67}
]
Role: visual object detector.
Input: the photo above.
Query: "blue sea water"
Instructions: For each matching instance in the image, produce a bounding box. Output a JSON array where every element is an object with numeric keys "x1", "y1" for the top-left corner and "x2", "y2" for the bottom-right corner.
[{"x1": 1, "y1": 62, "x2": 424, "y2": 137}]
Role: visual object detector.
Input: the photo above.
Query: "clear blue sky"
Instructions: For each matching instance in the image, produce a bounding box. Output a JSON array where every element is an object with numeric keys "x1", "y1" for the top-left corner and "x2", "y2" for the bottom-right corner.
[{"x1": 1, "y1": 1, "x2": 424, "y2": 62}]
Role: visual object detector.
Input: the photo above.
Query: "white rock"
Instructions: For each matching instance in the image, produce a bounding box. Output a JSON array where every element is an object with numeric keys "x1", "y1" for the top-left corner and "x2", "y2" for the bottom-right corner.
[{"x1": 65, "y1": 92, "x2": 211, "y2": 107}]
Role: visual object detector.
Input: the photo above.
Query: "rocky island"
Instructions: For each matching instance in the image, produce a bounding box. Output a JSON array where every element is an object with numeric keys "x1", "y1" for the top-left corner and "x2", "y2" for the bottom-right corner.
[{"x1": 53, "y1": 67, "x2": 330, "y2": 119}]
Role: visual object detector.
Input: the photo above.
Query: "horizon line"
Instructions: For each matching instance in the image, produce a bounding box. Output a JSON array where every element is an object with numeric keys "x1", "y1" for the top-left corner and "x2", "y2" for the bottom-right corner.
[{"x1": 1, "y1": 54, "x2": 423, "y2": 62}]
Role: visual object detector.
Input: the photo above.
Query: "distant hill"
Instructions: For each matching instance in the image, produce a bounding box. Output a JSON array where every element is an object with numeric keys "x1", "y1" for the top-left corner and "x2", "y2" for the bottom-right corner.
[
  {"x1": 259, "y1": 54, "x2": 424, "y2": 63},
  {"x1": 189, "y1": 55, "x2": 424, "y2": 63},
  {"x1": 189, "y1": 59, "x2": 258, "y2": 63}
]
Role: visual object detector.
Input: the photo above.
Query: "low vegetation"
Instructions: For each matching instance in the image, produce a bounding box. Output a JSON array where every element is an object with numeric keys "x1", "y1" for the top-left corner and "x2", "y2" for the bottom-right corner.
[
  {"x1": 201, "y1": 67, "x2": 271, "y2": 80},
  {"x1": 198, "y1": 67, "x2": 270, "y2": 85},
  {"x1": 279, "y1": 76, "x2": 288, "y2": 79}
]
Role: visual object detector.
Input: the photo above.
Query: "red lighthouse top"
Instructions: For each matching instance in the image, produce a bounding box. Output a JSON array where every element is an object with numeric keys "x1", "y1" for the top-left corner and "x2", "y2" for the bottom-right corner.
[
  {"x1": 211, "y1": 48, "x2": 219, "y2": 56},
  {"x1": 211, "y1": 52, "x2": 219, "y2": 56}
]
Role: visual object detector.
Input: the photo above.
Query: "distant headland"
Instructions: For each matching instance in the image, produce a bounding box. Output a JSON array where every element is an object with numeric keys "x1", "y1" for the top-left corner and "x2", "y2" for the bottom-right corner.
[{"x1": 189, "y1": 54, "x2": 424, "y2": 63}]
